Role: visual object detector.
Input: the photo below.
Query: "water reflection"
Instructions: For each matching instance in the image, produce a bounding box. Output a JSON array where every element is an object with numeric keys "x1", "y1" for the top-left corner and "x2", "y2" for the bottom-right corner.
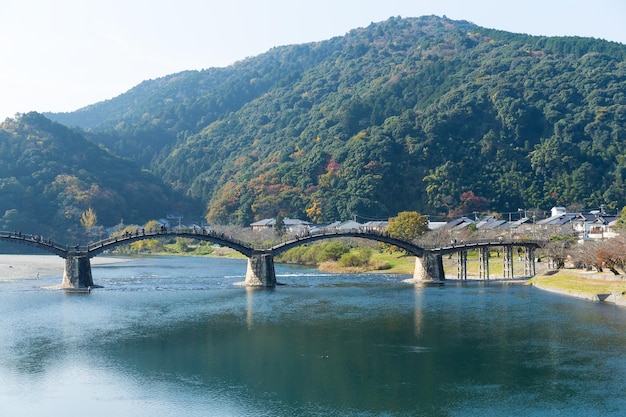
[
  {"x1": 413, "y1": 284, "x2": 425, "y2": 337},
  {"x1": 1, "y1": 257, "x2": 626, "y2": 416},
  {"x1": 246, "y1": 286, "x2": 255, "y2": 329}
]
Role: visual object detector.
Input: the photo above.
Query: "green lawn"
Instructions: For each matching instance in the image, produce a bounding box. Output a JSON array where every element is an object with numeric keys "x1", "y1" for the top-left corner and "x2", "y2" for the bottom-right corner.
[
  {"x1": 369, "y1": 252, "x2": 415, "y2": 274},
  {"x1": 531, "y1": 271, "x2": 626, "y2": 296}
]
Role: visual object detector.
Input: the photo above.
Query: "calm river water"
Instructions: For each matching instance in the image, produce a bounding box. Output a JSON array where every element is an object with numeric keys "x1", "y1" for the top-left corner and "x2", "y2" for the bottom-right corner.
[{"x1": 1, "y1": 256, "x2": 626, "y2": 416}]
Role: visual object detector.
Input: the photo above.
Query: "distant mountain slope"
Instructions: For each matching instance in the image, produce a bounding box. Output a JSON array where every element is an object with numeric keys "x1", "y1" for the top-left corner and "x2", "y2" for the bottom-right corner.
[
  {"x1": 0, "y1": 112, "x2": 197, "y2": 240},
  {"x1": 46, "y1": 40, "x2": 346, "y2": 167},
  {"x1": 46, "y1": 16, "x2": 626, "y2": 225},
  {"x1": 46, "y1": 69, "x2": 230, "y2": 129}
]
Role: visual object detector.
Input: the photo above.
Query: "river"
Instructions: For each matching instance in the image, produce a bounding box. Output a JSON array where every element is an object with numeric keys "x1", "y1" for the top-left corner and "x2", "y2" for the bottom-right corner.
[{"x1": 1, "y1": 255, "x2": 625, "y2": 416}]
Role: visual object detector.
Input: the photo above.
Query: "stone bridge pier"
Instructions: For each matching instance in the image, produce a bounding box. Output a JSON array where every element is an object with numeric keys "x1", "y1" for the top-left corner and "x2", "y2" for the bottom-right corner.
[
  {"x1": 244, "y1": 251, "x2": 276, "y2": 287},
  {"x1": 61, "y1": 253, "x2": 95, "y2": 289},
  {"x1": 407, "y1": 253, "x2": 445, "y2": 283}
]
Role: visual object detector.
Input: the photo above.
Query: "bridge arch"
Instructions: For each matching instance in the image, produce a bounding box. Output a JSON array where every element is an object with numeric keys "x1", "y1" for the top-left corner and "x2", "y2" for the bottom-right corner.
[
  {"x1": 271, "y1": 230, "x2": 425, "y2": 257},
  {"x1": 0, "y1": 232, "x2": 68, "y2": 258},
  {"x1": 86, "y1": 230, "x2": 254, "y2": 258}
]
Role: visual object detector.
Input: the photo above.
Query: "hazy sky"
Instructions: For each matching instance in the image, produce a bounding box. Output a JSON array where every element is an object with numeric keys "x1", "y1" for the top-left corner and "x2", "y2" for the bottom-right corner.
[{"x1": 1, "y1": 0, "x2": 625, "y2": 120}]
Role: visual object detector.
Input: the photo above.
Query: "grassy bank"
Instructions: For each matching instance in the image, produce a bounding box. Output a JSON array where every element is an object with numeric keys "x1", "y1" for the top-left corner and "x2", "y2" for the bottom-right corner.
[
  {"x1": 531, "y1": 270, "x2": 626, "y2": 298},
  {"x1": 368, "y1": 252, "x2": 415, "y2": 274}
]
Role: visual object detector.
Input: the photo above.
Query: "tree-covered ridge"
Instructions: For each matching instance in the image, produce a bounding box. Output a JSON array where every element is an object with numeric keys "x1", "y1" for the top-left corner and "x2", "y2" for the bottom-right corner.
[
  {"x1": 46, "y1": 16, "x2": 626, "y2": 225},
  {"x1": 47, "y1": 39, "x2": 347, "y2": 167},
  {"x1": 0, "y1": 112, "x2": 196, "y2": 241}
]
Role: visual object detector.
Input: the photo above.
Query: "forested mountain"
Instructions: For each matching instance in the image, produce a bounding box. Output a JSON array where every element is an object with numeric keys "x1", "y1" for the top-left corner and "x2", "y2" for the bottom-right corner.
[
  {"x1": 0, "y1": 112, "x2": 195, "y2": 241},
  {"x1": 37, "y1": 15, "x2": 626, "y2": 226}
]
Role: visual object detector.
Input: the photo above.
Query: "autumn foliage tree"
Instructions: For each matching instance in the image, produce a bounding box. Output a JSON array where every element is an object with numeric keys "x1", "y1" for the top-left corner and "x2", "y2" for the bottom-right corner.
[
  {"x1": 594, "y1": 236, "x2": 626, "y2": 274},
  {"x1": 448, "y1": 191, "x2": 489, "y2": 219},
  {"x1": 387, "y1": 211, "x2": 428, "y2": 242},
  {"x1": 557, "y1": 233, "x2": 626, "y2": 274},
  {"x1": 80, "y1": 207, "x2": 98, "y2": 229}
]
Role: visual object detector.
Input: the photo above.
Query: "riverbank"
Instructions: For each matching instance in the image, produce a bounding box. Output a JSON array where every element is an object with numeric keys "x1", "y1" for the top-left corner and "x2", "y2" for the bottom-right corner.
[
  {"x1": 4, "y1": 252, "x2": 626, "y2": 308},
  {"x1": 531, "y1": 269, "x2": 626, "y2": 306},
  {"x1": 380, "y1": 253, "x2": 626, "y2": 307},
  {"x1": 0, "y1": 254, "x2": 131, "y2": 280}
]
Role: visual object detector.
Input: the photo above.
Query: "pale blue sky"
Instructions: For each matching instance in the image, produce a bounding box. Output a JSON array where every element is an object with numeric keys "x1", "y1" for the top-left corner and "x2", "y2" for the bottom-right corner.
[{"x1": 1, "y1": 0, "x2": 625, "y2": 120}]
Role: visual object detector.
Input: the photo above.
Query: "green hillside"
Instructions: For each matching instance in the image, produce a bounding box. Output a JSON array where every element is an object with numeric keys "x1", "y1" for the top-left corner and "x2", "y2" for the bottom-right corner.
[
  {"x1": 0, "y1": 112, "x2": 198, "y2": 241},
  {"x1": 39, "y1": 15, "x2": 626, "y2": 226}
]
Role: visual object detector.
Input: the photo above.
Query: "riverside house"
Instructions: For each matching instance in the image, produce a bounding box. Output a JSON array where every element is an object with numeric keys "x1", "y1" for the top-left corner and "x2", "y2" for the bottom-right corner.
[{"x1": 250, "y1": 218, "x2": 312, "y2": 234}]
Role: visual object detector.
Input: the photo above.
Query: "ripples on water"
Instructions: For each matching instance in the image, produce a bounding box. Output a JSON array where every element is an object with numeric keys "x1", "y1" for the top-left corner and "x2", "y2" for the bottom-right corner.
[{"x1": 1, "y1": 256, "x2": 626, "y2": 416}]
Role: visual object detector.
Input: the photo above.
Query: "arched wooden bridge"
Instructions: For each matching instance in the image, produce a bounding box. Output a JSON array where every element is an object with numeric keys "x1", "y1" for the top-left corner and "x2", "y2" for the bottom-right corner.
[{"x1": 0, "y1": 229, "x2": 544, "y2": 289}]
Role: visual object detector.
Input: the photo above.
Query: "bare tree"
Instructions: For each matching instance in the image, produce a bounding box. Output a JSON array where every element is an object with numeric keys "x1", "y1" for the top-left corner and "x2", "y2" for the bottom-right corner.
[{"x1": 544, "y1": 237, "x2": 576, "y2": 269}]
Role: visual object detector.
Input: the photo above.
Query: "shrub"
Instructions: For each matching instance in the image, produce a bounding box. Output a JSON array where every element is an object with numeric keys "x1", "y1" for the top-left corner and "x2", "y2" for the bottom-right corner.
[
  {"x1": 174, "y1": 238, "x2": 191, "y2": 253},
  {"x1": 338, "y1": 247, "x2": 372, "y2": 267},
  {"x1": 194, "y1": 243, "x2": 214, "y2": 255},
  {"x1": 317, "y1": 241, "x2": 350, "y2": 262}
]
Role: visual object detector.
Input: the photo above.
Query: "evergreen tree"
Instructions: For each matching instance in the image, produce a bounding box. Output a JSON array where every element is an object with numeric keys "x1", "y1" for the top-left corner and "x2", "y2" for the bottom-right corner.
[{"x1": 274, "y1": 213, "x2": 286, "y2": 237}]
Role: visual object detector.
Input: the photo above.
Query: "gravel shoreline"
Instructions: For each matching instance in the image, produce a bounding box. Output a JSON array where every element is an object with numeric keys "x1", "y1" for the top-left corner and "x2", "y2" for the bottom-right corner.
[{"x1": 0, "y1": 254, "x2": 130, "y2": 280}]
